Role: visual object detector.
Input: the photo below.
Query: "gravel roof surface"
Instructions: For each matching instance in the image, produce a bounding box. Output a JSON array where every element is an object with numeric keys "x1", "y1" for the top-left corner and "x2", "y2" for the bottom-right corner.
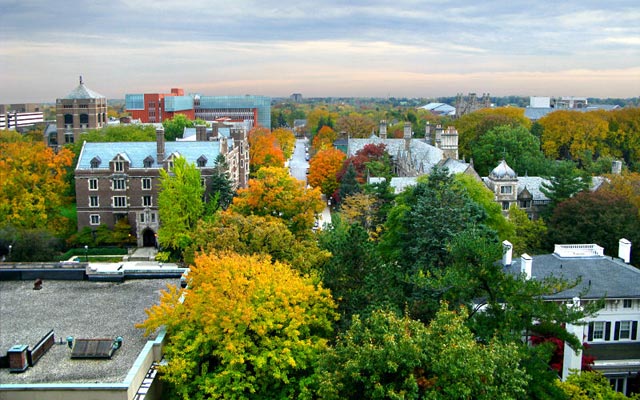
[{"x1": 0, "y1": 278, "x2": 178, "y2": 384}]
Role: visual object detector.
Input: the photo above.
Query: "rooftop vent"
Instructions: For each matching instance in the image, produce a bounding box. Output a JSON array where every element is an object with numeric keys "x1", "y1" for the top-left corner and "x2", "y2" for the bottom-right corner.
[{"x1": 68, "y1": 337, "x2": 123, "y2": 359}]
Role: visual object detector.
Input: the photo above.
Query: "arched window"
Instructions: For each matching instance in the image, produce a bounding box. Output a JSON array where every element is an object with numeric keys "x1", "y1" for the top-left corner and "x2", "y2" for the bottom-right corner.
[{"x1": 64, "y1": 114, "x2": 73, "y2": 127}]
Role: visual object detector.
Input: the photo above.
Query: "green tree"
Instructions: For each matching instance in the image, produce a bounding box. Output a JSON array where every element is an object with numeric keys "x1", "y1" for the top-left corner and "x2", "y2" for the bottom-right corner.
[
  {"x1": 157, "y1": 157, "x2": 204, "y2": 255},
  {"x1": 207, "y1": 154, "x2": 235, "y2": 214},
  {"x1": 558, "y1": 370, "x2": 640, "y2": 399},
  {"x1": 162, "y1": 114, "x2": 194, "y2": 141},
  {"x1": 337, "y1": 163, "x2": 360, "y2": 202},
  {"x1": 472, "y1": 125, "x2": 549, "y2": 176},
  {"x1": 139, "y1": 252, "x2": 337, "y2": 399},
  {"x1": 541, "y1": 161, "x2": 590, "y2": 214},
  {"x1": 508, "y1": 206, "x2": 548, "y2": 255}
]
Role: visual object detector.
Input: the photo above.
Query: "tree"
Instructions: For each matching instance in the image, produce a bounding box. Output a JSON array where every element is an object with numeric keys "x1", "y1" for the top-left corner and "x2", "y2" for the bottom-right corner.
[
  {"x1": 317, "y1": 304, "x2": 528, "y2": 400},
  {"x1": 308, "y1": 148, "x2": 346, "y2": 196},
  {"x1": 539, "y1": 110, "x2": 610, "y2": 166},
  {"x1": 185, "y1": 211, "x2": 330, "y2": 274},
  {"x1": 162, "y1": 114, "x2": 194, "y2": 141},
  {"x1": 311, "y1": 125, "x2": 338, "y2": 152},
  {"x1": 472, "y1": 125, "x2": 548, "y2": 176},
  {"x1": 337, "y1": 162, "x2": 360, "y2": 203},
  {"x1": 508, "y1": 206, "x2": 548, "y2": 255},
  {"x1": 139, "y1": 252, "x2": 337, "y2": 399},
  {"x1": 336, "y1": 112, "x2": 376, "y2": 138},
  {"x1": 541, "y1": 161, "x2": 590, "y2": 213},
  {"x1": 0, "y1": 140, "x2": 74, "y2": 234},
  {"x1": 558, "y1": 370, "x2": 640, "y2": 399},
  {"x1": 249, "y1": 132, "x2": 285, "y2": 174},
  {"x1": 602, "y1": 171, "x2": 640, "y2": 216},
  {"x1": 157, "y1": 157, "x2": 204, "y2": 254},
  {"x1": 547, "y1": 190, "x2": 640, "y2": 264},
  {"x1": 207, "y1": 154, "x2": 235, "y2": 214},
  {"x1": 231, "y1": 166, "x2": 324, "y2": 236},
  {"x1": 606, "y1": 107, "x2": 640, "y2": 171},
  {"x1": 272, "y1": 127, "x2": 296, "y2": 160}
]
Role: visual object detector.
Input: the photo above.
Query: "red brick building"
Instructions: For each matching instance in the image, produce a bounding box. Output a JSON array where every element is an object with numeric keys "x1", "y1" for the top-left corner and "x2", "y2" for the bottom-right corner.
[{"x1": 126, "y1": 88, "x2": 195, "y2": 123}]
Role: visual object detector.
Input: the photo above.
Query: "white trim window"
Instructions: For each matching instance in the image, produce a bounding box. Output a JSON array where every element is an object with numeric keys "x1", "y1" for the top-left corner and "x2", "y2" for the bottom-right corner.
[
  {"x1": 142, "y1": 178, "x2": 152, "y2": 190},
  {"x1": 89, "y1": 178, "x2": 98, "y2": 190},
  {"x1": 142, "y1": 195, "x2": 152, "y2": 207},
  {"x1": 113, "y1": 178, "x2": 126, "y2": 191},
  {"x1": 89, "y1": 196, "x2": 99, "y2": 208},
  {"x1": 113, "y1": 196, "x2": 127, "y2": 208},
  {"x1": 90, "y1": 214, "x2": 100, "y2": 225},
  {"x1": 500, "y1": 185, "x2": 512, "y2": 194}
]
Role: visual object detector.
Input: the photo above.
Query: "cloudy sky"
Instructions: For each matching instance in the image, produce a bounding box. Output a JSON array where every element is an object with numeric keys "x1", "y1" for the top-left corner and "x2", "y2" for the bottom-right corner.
[{"x1": 1, "y1": 0, "x2": 639, "y2": 102}]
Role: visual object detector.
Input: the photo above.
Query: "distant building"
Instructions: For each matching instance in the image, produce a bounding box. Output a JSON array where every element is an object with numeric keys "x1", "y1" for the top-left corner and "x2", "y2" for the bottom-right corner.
[
  {"x1": 417, "y1": 102, "x2": 456, "y2": 117},
  {"x1": 0, "y1": 103, "x2": 44, "y2": 131},
  {"x1": 290, "y1": 93, "x2": 303, "y2": 102},
  {"x1": 125, "y1": 88, "x2": 270, "y2": 128},
  {"x1": 74, "y1": 126, "x2": 249, "y2": 246},
  {"x1": 502, "y1": 240, "x2": 640, "y2": 395},
  {"x1": 525, "y1": 96, "x2": 621, "y2": 121},
  {"x1": 53, "y1": 77, "x2": 108, "y2": 149},
  {"x1": 454, "y1": 92, "x2": 491, "y2": 117}
]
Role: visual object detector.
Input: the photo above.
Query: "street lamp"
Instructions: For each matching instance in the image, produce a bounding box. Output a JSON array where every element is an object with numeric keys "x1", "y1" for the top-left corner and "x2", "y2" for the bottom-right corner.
[
  {"x1": 7, "y1": 245, "x2": 11, "y2": 262},
  {"x1": 84, "y1": 245, "x2": 88, "y2": 262}
]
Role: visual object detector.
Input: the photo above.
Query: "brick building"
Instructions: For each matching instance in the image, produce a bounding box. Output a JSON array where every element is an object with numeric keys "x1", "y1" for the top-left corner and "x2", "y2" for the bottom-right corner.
[
  {"x1": 53, "y1": 77, "x2": 108, "y2": 149},
  {"x1": 74, "y1": 126, "x2": 249, "y2": 247},
  {"x1": 125, "y1": 88, "x2": 270, "y2": 128}
]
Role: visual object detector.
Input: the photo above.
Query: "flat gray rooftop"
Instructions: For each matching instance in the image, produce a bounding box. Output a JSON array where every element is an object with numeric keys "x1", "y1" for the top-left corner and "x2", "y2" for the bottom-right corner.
[{"x1": 0, "y1": 278, "x2": 177, "y2": 384}]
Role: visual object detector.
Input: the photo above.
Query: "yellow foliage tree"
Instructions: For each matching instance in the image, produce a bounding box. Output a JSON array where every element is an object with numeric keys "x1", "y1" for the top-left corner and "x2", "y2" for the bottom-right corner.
[
  {"x1": 231, "y1": 166, "x2": 324, "y2": 236},
  {"x1": 312, "y1": 125, "x2": 338, "y2": 152},
  {"x1": 0, "y1": 140, "x2": 73, "y2": 233},
  {"x1": 139, "y1": 252, "x2": 337, "y2": 399},
  {"x1": 272, "y1": 127, "x2": 296, "y2": 160}
]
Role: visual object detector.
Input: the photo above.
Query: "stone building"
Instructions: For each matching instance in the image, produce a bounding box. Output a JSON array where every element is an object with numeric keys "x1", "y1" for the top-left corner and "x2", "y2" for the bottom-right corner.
[
  {"x1": 74, "y1": 126, "x2": 249, "y2": 247},
  {"x1": 53, "y1": 77, "x2": 108, "y2": 149}
]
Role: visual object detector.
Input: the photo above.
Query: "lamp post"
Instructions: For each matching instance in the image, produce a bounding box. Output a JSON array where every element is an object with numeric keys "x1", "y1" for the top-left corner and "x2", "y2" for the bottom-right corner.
[
  {"x1": 7, "y1": 245, "x2": 11, "y2": 262},
  {"x1": 84, "y1": 245, "x2": 88, "y2": 262}
]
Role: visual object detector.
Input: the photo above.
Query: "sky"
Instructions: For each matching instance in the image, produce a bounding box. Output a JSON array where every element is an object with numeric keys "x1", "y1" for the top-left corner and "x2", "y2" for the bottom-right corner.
[{"x1": 1, "y1": 0, "x2": 639, "y2": 102}]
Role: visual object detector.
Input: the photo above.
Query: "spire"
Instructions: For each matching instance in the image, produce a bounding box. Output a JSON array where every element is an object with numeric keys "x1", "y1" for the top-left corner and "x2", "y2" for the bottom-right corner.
[{"x1": 79, "y1": 75, "x2": 83, "y2": 85}]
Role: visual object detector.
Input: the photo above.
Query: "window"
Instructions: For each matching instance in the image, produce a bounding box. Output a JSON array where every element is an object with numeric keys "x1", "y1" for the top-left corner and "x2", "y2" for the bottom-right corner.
[
  {"x1": 113, "y1": 196, "x2": 127, "y2": 208},
  {"x1": 624, "y1": 299, "x2": 633, "y2": 308},
  {"x1": 113, "y1": 178, "x2": 126, "y2": 190},
  {"x1": 500, "y1": 186, "x2": 512, "y2": 194},
  {"x1": 143, "y1": 157, "x2": 154, "y2": 168},
  {"x1": 142, "y1": 178, "x2": 152, "y2": 190},
  {"x1": 168, "y1": 160, "x2": 174, "y2": 170},
  {"x1": 502, "y1": 201, "x2": 510, "y2": 211},
  {"x1": 89, "y1": 179, "x2": 98, "y2": 190},
  {"x1": 592, "y1": 321, "x2": 605, "y2": 340},
  {"x1": 89, "y1": 196, "x2": 99, "y2": 208},
  {"x1": 610, "y1": 377, "x2": 626, "y2": 394},
  {"x1": 142, "y1": 196, "x2": 152, "y2": 207},
  {"x1": 140, "y1": 213, "x2": 146, "y2": 223},
  {"x1": 114, "y1": 161, "x2": 124, "y2": 172},
  {"x1": 197, "y1": 156, "x2": 207, "y2": 167},
  {"x1": 519, "y1": 200, "x2": 531, "y2": 208},
  {"x1": 615, "y1": 320, "x2": 638, "y2": 341},
  {"x1": 201, "y1": 178, "x2": 206, "y2": 187},
  {"x1": 151, "y1": 213, "x2": 156, "y2": 222},
  {"x1": 90, "y1": 214, "x2": 100, "y2": 225}
]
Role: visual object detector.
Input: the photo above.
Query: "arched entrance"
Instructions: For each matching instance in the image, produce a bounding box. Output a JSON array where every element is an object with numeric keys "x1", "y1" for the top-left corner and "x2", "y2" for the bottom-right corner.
[{"x1": 142, "y1": 229, "x2": 157, "y2": 248}]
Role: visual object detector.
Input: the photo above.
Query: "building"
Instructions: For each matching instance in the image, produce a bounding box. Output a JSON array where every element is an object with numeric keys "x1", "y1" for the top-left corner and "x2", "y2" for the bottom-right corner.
[
  {"x1": 525, "y1": 96, "x2": 622, "y2": 121},
  {"x1": 0, "y1": 278, "x2": 175, "y2": 400},
  {"x1": 454, "y1": 92, "x2": 491, "y2": 117},
  {"x1": 74, "y1": 126, "x2": 249, "y2": 246},
  {"x1": 125, "y1": 89, "x2": 270, "y2": 128},
  {"x1": 503, "y1": 240, "x2": 640, "y2": 395},
  {"x1": 417, "y1": 102, "x2": 456, "y2": 117},
  {"x1": 53, "y1": 77, "x2": 108, "y2": 149},
  {"x1": 0, "y1": 104, "x2": 44, "y2": 130}
]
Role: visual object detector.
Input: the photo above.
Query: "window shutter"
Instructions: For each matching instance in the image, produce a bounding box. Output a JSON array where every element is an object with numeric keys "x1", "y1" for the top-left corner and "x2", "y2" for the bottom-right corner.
[
  {"x1": 633, "y1": 321, "x2": 638, "y2": 340},
  {"x1": 588, "y1": 322, "x2": 594, "y2": 341},
  {"x1": 614, "y1": 321, "x2": 620, "y2": 341},
  {"x1": 605, "y1": 322, "x2": 612, "y2": 341}
]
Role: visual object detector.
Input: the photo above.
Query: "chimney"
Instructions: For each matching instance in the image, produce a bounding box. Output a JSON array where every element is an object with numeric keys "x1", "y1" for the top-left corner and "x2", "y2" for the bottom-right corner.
[
  {"x1": 619, "y1": 238, "x2": 631, "y2": 263},
  {"x1": 379, "y1": 120, "x2": 387, "y2": 139},
  {"x1": 403, "y1": 122, "x2": 412, "y2": 151},
  {"x1": 612, "y1": 160, "x2": 622, "y2": 175},
  {"x1": 521, "y1": 253, "x2": 532, "y2": 279},
  {"x1": 562, "y1": 322, "x2": 584, "y2": 381},
  {"x1": 425, "y1": 121, "x2": 432, "y2": 145},
  {"x1": 210, "y1": 123, "x2": 219, "y2": 140},
  {"x1": 502, "y1": 240, "x2": 513, "y2": 266},
  {"x1": 435, "y1": 125, "x2": 443, "y2": 148},
  {"x1": 156, "y1": 127, "x2": 165, "y2": 163},
  {"x1": 195, "y1": 124, "x2": 207, "y2": 141}
]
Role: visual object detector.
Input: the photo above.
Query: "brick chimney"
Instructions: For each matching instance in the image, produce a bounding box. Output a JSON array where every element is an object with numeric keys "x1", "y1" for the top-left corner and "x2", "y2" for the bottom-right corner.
[
  {"x1": 403, "y1": 122, "x2": 412, "y2": 151},
  {"x1": 156, "y1": 127, "x2": 165, "y2": 163},
  {"x1": 195, "y1": 124, "x2": 207, "y2": 141},
  {"x1": 425, "y1": 121, "x2": 432, "y2": 145},
  {"x1": 379, "y1": 120, "x2": 387, "y2": 139}
]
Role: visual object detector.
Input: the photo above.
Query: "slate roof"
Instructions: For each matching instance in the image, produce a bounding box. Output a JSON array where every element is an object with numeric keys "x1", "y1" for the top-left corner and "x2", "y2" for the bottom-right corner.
[
  {"x1": 517, "y1": 176, "x2": 550, "y2": 201},
  {"x1": 507, "y1": 253, "x2": 640, "y2": 300},
  {"x1": 64, "y1": 83, "x2": 105, "y2": 100},
  {"x1": 76, "y1": 141, "x2": 221, "y2": 170},
  {"x1": 439, "y1": 158, "x2": 472, "y2": 175},
  {"x1": 490, "y1": 160, "x2": 517, "y2": 179},
  {"x1": 348, "y1": 136, "x2": 444, "y2": 173},
  {"x1": 418, "y1": 102, "x2": 456, "y2": 116}
]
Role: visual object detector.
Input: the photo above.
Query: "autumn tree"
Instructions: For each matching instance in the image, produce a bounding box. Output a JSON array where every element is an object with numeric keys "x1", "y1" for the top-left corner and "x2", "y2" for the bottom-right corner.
[
  {"x1": 311, "y1": 125, "x2": 338, "y2": 152},
  {"x1": 185, "y1": 211, "x2": 330, "y2": 274},
  {"x1": 231, "y1": 166, "x2": 324, "y2": 236},
  {"x1": 272, "y1": 127, "x2": 296, "y2": 159},
  {"x1": 308, "y1": 148, "x2": 346, "y2": 196},
  {"x1": 338, "y1": 143, "x2": 392, "y2": 184},
  {"x1": 538, "y1": 110, "x2": 610, "y2": 165},
  {"x1": 157, "y1": 157, "x2": 204, "y2": 255},
  {"x1": 248, "y1": 127, "x2": 285, "y2": 173},
  {"x1": 307, "y1": 107, "x2": 338, "y2": 134},
  {"x1": 139, "y1": 252, "x2": 337, "y2": 399},
  {"x1": 0, "y1": 139, "x2": 74, "y2": 234},
  {"x1": 606, "y1": 107, "x2": 640, "y2": 171},
  {"x1": 602, "y1": 171, "x2": 640, "y2": 215},
  {"x1": 336, "y1": 112, "x2": 376, "y2": 138}
]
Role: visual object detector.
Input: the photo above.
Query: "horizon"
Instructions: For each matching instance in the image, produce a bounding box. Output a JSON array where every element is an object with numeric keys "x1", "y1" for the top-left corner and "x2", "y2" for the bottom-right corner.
[{"x1": 1, "y1": 1, "x2": 639, "y2": 103}]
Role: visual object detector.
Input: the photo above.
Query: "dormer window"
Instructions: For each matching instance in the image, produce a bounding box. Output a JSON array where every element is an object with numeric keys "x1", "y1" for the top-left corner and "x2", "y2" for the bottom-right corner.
[
  {"x1": 114, "y1": 160, "x2": 124, "y2": 172},
  {"x1": 500, "y1": 186, "x2": 512, "y2": 194},
  {"x1": 144, "y1": 156, "x2": 154, "y2": 168},
  {"x1": 197, "y1": 155, "x2": 207, "y2": 168},
  {"x1": 90, "y1": 156, "x2": 101, "y2": 168}
]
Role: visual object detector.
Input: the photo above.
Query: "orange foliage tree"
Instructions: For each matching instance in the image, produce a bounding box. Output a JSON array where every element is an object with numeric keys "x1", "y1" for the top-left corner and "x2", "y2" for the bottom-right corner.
[
  {"x1": 139, "y1": 252, "x2": 337, "y2": 398},
  {"x1": 231, "y1": 166, "x2": 324, "y2": 236},
  {"x1": 0, "y1": 140, "x2": 74, "y2": 233},
  {"x1": 308, "y1": 148, "x2": 346, "y2": 196},
  {"x1": 311, "y1": 125, "x2": 338, "y2": 153},
  {"x1": 272, "y1": 127, "x2": 296, "y2": 160},
  {"x1": 249, "y1": 135, "x2": 285, "y2": 174}
]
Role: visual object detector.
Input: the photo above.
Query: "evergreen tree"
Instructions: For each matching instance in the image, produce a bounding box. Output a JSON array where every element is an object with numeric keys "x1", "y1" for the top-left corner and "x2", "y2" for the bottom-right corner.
[
  {"x1": 207, "y1": 154, "x2": 235, "y2": 214},
  {"x1": 338, "y1": 162, "x2": 360, "y2": 203}
]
